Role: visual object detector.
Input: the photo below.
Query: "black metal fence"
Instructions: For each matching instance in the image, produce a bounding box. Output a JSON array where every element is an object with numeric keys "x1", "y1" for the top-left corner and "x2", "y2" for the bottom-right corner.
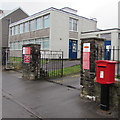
[
  {"x1": 96, "y1": 46, "x2": 120, "y2": 77},
  {"x1": 2, "y1": 48, "x2": 22, "y2": 70},
  {"x1": 2, "y1": 48, "x2": 63, "y2": 79},
  {"x1": 39, "y1": 50, "x2": 63, "y2": 79}
]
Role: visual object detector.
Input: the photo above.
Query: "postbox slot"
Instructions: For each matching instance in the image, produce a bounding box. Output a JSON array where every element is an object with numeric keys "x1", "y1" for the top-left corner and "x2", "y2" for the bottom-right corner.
[{"x1": 98, "y1": 66, "x2": 106, "y2": 68}]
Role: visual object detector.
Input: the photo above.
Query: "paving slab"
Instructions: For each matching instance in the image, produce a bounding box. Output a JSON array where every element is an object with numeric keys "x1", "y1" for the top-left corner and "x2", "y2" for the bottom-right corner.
[
  {"x1": 2, "y1": 94, "x2": 36, "y2": 118},
  {"x1": 50, "y1": 73, "x2": 80, "y2": 90},
  {"x1": 2, "y1": 71, "x2": 113, "y2": 118}
]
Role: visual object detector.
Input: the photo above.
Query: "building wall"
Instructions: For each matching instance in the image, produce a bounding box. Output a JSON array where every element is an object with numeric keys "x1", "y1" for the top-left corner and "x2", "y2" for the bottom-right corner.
[
  {"x1": 2, "y1": 8, "x2": 28, "y2": 47},
  {"x1": 50, "y1": 10, "x2": 97, "y2": 59},
  {"x1": 9, "y1": 7, "x2": 97, "y2": 59},
  {"x1": 50, "y1": 10, "x2": 69, "y2": 59},
  {"x1": 111, "y1": 31, "x2": 119, "y2": 47},
  {"x1": 80, "y1": 18, "x2": 97, "y2": 32}
]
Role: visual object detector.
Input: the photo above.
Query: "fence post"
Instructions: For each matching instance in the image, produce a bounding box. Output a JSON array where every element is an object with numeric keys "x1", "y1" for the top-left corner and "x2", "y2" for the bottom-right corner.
[{"x1": 61, "y1": 51, "x2": 64, "y2": 77}]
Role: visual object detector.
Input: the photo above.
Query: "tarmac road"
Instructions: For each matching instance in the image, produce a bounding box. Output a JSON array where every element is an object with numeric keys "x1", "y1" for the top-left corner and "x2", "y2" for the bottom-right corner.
[{"x1": 2, "y1": 71, "x2": 112, "y2": 118}]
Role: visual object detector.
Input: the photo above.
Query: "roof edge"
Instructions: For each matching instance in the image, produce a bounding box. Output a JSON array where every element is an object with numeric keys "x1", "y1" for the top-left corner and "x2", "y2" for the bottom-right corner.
[
  {"x1": 82, "y1": 28, "x2": 120, "y2": 34},
  {"x1": 10, "y1": 6, "x2": 97, "y2": 27},
  {"x1": 1, "y1": 7, "x2": 29, "y2": 19}
]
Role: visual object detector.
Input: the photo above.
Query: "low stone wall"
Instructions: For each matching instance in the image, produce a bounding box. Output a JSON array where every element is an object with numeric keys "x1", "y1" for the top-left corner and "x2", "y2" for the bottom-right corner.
[{"x1": 94, "y1": 80, "x2": 120, "y2": 116}]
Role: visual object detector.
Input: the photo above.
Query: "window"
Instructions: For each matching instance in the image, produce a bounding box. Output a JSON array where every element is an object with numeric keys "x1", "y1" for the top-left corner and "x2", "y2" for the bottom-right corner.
[
  {"x1": 36, "y1": 17, "x2": 43, "y2": 30},
  {"x1": 30, "y1": 20, "x2": 36, "y2": 31},
  {"x1": 73, "y1": 19, "x2": 77, "y2": 31},
  {"x1": 69, "y1": 18, "x2": 72, "y2": 30},
  {"x1": 18, "y1": 41, "x2": 23, "y2": 50},
  {"x1": 43, "y1": 41, "x2": 49, "y2": 50},
  {"x1": 23, "y1": 40, "x2": 29, "y2": 45},
  {"x1": 10, "y1": 42, "x2": 14, "y2": 50},
  {"x1": 15, "y1": 25, "x2": 19, "y2": 35},
  {"x1": 69, "y1": 18, "x2": 77, "y2": 31},
  {"x1": 43, "y1": 38, "x2": 49, "y2": 50},
  {"x1": 43, "y1": 15, "x2": 50, "y2": 28},
  {"x1": 20, "y1": 24, "x2": 23, "y2": 34},
  {"x1": 35, "y1": 38, "x2": 42, "y2": 49},
  {"x1": 14, "y1": 42, "x2": 18, "y2": 50},
  {"x1": 72, "y1": 41, "x2": 77, "y2": 52},
  {"x1": 29, "y1": 39, "x2": 35, "y2": 44},
  {"x1": 24, "y1": 22, "x2": 29, "y2": 32}
]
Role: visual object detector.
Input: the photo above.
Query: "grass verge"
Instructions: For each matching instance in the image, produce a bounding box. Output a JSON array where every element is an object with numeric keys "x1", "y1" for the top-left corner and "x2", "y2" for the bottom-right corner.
[{"x1": 63, "y1": 64, "x2": 80, "y2": 76}]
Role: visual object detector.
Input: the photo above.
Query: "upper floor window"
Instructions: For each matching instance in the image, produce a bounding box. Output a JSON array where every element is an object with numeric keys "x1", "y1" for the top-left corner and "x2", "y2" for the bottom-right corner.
[
  {"x1": 20, "y1": 24, "x2": 23, "y2": 34},
  {"x1": 36, "y1": 17, "x2": 43, "y2": 30},
  {"x1": 30, "y1": 20, "x2": 36, "y2": 31},
  {"x1": 15, "y1": 25, "x2": 19, "y2": 35},
  {"x1": 69, "y1": 18, "x2": 77, "y2": 31},
  {"x1": 43, "y1": 15, "x2": 50, "y2": 28},
  {"x1": 10, "y1": 14, "x2": 50, "y2": 35},
  {"x1": 24, "y1": 22, "x2": 29, "y2": 32}
]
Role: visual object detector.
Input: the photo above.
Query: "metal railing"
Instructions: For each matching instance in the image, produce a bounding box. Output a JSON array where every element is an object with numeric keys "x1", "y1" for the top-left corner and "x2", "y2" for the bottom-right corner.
[
  {"x1": 2, "y1": 48, "x2": 63, "y2": 79},
  {"x1": 96, "y1": 46, "x2": 120, "y2": 77},
  {"x1": 40, "y1": 50, "x2": 63, "y2": 79}
]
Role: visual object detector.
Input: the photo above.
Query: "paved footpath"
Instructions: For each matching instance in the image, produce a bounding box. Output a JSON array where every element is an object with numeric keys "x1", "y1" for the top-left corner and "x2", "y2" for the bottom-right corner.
[{"x1": 2, "y1": 71, "x2": 114, "y2": 119}]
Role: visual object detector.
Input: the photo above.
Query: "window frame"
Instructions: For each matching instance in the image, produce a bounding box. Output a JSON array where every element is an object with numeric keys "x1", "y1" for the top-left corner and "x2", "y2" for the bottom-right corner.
[
  {"x1": 69, "y1": 18, "x2": 78, "y2": 32},
  {"x1": 43, "y1": 14, "x2": 50, "y2": 28},
  {"x1": 19, "y1": 24, "x2": 24, "y2": 34},
  {"x1": 30, "y1": 19, "x2": 36, "y2": 31}
]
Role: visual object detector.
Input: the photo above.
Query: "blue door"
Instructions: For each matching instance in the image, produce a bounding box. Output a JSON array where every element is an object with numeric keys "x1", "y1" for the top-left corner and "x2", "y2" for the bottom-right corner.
[
  {"x1": 69, "y1": 40, "x2": 77, "y2": 59},
  {"x1": 104, "y1": 40, "x2": 111, "y2": 60}
]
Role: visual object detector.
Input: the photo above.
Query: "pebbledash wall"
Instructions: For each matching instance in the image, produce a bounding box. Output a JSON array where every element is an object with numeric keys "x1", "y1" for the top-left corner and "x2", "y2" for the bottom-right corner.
[{"x1": 9, "y1": 7, "x2": 97, "y2": 59}]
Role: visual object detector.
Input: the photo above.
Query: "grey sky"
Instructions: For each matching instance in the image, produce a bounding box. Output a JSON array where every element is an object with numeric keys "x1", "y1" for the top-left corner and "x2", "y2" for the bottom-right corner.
[{"x1": 0, "y1": 0, "x2": 119, "y2": 29}]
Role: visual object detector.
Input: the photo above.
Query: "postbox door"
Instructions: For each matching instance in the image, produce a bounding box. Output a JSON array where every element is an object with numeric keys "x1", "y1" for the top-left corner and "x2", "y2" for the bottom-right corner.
[{"x1": 96, "y1": 65, "x2": 107, "y2": 84}]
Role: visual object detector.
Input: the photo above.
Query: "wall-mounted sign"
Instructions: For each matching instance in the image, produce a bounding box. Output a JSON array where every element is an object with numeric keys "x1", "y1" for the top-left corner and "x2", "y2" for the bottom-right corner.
[
  {"x1": 82, "y1": 43, "x2": 90, "y2": 70},
  {"x1": 23, "y1": 47, "x2": 31, "y2": 55},
  {"x1": 83, "y1": 43, "x2": 90, "y2": 52},
  {"x1": 24, "y1": 55, "x2": 30, "y2": 63}
]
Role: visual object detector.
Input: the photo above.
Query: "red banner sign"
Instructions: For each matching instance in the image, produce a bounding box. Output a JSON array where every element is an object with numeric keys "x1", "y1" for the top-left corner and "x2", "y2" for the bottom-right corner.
[
  {"x1": 82, "y1": 43, "x2": 90, "y2": 70},
  {"x1": 24, "y1": 55, "x2": 30, "y2": 63},
  {"x1": 82, "y1": 52, "x2": 90, "y2": 70},
  {"x1": 23, "y1": 47, "x2": 31, "y2": 55}
]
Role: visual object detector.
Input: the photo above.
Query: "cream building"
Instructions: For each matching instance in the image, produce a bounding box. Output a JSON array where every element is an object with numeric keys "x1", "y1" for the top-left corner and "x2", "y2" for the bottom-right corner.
[{"x1": 9, "y1": 7, "x2": 97, "y2": 59}]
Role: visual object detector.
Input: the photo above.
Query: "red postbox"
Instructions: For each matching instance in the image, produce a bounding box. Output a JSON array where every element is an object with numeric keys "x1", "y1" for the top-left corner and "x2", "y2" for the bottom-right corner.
[{"x1": 96, "y1": 60, "x2": 117, "y2": 84}]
